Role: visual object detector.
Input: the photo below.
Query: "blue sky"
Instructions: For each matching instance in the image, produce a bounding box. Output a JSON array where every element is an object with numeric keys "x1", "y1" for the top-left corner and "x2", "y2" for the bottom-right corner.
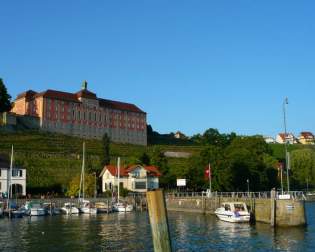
[{"x1": 1, "y1": 1, "x2": 315, "y2": 137}]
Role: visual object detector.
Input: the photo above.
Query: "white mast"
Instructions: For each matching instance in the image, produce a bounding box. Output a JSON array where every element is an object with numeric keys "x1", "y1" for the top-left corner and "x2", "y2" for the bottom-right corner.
[
  {"x1": 117, "y1": 157, "x2": 120, "y2": 202},
  {"x1": 7, "y1": 145, "x2": 13, "y2": 213},
  {"x1": 78, "y1": 142, "x2": 85, "y2": 202},
  {"x1": 82, "y1": 142, "x2": 85, "y2": 200}
]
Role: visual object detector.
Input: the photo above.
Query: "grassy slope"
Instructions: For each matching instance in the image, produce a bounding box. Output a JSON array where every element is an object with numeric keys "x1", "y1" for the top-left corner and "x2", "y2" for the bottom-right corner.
[{"x1": 0, "y1": 130, "x2": 201, "y2": 193}]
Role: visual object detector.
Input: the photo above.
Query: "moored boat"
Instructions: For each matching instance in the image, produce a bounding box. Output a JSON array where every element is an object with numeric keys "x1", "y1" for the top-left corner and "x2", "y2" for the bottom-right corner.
[
  {"x1": 25, "y1": 201, "x2": 46, "y2": 216},
  {"x1": 43, "y1": 202, "x2": 60, "y2": 215},
  {"x1": 78, "y1": 200, "x2": 97, "y2": 214},
  {"x1": 113, "y1": 202, "x2": 133, "y2": 212},
  {"x1": 95, "y1": 201, "x2": 113, "y2": 213},
  {"x1": 60, "y1": 202, "x2": 79, "y2": 215},
  {"x1": 215, "y1": 202, "x2": 250, "y2": 223}
]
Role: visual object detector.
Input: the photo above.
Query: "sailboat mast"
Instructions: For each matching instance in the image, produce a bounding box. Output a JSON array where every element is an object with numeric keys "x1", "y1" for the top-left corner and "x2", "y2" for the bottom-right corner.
[
  {"x1": 117, "y1": 157, "x2": 120, "y2": 202},
  {"x1": 82, "y1": 142, "x2": 85, "y2": 200},
  {"x1": 7, "y1": 145, "x2": 13, "y2": 212}
]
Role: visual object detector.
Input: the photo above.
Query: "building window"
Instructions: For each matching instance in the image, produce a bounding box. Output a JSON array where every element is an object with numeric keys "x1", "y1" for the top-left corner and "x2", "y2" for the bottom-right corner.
[
  {"x1": 12, "y1": 169, "x2": 22, "y2": 177},
  {"x1": 135, "y1": 182, "x2": 146, "y2": 189},
  {"x1": 78, "y1": 111, "x2": 81, "y2": 120}
]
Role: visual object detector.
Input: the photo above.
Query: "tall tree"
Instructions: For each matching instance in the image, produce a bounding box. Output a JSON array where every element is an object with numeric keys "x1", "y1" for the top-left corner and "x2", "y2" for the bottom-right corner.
[
  {"x1": 0, "y1": 78, "x2": 12, "y2": 112},
  {"x1": 101, "y1": 133, "x2": 111, "y2": 166}
]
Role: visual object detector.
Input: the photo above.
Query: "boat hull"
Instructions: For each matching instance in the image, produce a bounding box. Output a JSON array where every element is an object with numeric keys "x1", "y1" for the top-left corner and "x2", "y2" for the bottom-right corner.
[
  {"x1": 30, "y1": 208, "x2": 46, "y2": 216},
  {"x1": 215, "y1": 213, "x2": 250, "y2": 223},
  {"x1": 60, "y1": 207, "x2": 79, "y2": 215},
  {"x1": 114, "y1": 203, "x2": 133, "y2": 212}
]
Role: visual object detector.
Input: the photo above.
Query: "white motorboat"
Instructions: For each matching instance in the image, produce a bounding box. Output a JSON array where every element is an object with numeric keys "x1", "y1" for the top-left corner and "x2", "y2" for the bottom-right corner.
[
  {"x1": 43, "y1": 202, "x2": 60, "y2": 215},
  {"x1": 24, "y1": 201, "x2": 46, "y2": 216},
  {"x1": 113, "y1": 202, "x2": 133, "y2": 212},
  {"x1": 215, "y1": 202, "x2": 250, "y2": 223},
  {"x1": 79, "y1": 199, "x2": 97, "y2": 214},
  {"x1": 60, "y1": 202, "x2": 79, "y2": 215}
]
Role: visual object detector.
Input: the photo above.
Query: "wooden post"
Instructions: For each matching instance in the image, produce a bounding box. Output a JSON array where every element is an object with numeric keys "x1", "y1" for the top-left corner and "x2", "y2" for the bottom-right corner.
[
  {"x1": 270, "y1": 188, "x2": 276, "y2": 227},
  {"x1": 147, "y1": 190, "x2": 172, "y2": 252}
]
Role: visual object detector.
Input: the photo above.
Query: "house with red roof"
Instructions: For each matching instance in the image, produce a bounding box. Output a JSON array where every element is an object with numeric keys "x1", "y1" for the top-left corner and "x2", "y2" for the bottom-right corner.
[
  {"x1": 299, "y1": 132, "x2": 315, "y2": 145},
  {"x1": 99, "y1": 164, "x2": 161, "y2": 193},
  {"x1": 10, "y1": 81, "x2": 147, "y2": 145},
  {"x1": 276, "y1": 133, "x2": 298, "y2": 144}
]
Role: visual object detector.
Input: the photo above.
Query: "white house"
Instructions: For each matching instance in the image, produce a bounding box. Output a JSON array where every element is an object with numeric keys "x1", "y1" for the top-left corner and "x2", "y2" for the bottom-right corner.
[
  {"x1": 276, "y1": 133, "x2": 298, "y2": 144},
  {"x1": 264, "y1": 136, "x2": 276, "y2": 144},
  {"x1": 0, "y1": 155, "x2": 26, "y2": 197},
  {"x1": 100, "y1": 164, "x2": 160, "y2": 193}
]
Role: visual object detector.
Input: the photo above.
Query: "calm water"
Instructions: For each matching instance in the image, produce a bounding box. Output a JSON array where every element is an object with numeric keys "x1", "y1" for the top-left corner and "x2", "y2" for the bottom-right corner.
[{"x1": 0, "y1": 202, "x2": 314, "y2": 251}]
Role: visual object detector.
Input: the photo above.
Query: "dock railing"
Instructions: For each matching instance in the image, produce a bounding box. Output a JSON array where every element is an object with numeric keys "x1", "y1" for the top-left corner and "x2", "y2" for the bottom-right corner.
[{"x1": 165, "y1": 190, "x2": 306, "y2": 200}]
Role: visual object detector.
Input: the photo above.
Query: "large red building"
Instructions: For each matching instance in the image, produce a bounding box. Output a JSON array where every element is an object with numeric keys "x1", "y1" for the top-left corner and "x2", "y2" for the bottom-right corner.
[{"x1": 11, "y1": 82, "x2": 147, "y2": 145}]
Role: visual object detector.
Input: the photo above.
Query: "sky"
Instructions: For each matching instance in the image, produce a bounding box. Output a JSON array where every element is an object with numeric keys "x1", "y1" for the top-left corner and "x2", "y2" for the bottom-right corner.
[{"x1": 1, "y1": 1, "x2": 315, "y2": 137}]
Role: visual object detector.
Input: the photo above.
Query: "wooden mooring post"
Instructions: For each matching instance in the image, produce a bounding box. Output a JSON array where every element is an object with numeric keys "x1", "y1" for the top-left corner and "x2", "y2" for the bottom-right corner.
[
  {"x1": 147, "y1": 190, "x2": 172, "y2": 252},
  {"x1": 270, "y1": 188, "x2": 276, "y2": 227}
]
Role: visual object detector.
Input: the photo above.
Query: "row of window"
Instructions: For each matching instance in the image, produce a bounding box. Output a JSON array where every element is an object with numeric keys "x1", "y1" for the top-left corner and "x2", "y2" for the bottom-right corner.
[{"x1": 0, "y1": 169, "x2": 23, "y2": 177}]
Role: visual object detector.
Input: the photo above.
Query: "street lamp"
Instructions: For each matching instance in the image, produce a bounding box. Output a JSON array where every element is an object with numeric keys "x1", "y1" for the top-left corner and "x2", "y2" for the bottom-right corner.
[
  {"x1": 283, "y1": 97, "x2": 290, "y2": 192},
  {"x1": 246, "y1": 179, "x2": 249, "y2": 196}
]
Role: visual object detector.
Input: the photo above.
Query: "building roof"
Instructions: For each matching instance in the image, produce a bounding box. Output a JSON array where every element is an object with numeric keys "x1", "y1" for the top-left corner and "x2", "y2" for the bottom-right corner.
[
  {"x1": 98, "y1": 98, "x2": 145, "y2": 114},
  {"x1": 300, "y1": 132, "x2": 314, "y2": 139},
  {"x1": 278, "y1": 133, "x2": 295, "y2": 140},
  {"x1": 100, "y1": 164, "x2": 161, "y2": 177},
  {"x1": 35, "y1": 89, "x2": 79, "y2": 103},
  {"x1": 14, "y1": 86, "x2": 145, "y2": 114}
]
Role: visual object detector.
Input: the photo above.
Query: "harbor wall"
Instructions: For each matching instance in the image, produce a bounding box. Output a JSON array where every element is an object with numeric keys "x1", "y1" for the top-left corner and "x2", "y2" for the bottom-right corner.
[{"x1": 165, "y1": 196, "x2": 306, "y2": 227}]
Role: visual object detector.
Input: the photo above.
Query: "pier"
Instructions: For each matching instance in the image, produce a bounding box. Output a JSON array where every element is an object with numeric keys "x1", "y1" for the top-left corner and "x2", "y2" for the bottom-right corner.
[{"x1": 165, "y1": 190, "x2": 307, "y2": 227}]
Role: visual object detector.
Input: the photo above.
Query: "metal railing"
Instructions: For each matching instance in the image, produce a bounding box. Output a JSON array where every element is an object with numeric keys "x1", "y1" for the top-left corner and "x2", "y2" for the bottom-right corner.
[{"x1": 165, "y1": 190, "x2": 307, "y2": 200}]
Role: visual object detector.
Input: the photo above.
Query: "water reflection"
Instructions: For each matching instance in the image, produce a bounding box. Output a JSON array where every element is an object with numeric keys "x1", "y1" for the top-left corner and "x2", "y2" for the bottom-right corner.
[{"x1": 0, "y1": 204, "x2": 314, "y2": 251}]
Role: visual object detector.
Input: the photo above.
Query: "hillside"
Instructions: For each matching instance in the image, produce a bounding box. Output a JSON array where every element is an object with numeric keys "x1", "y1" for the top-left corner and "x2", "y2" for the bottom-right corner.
[{"x1": 0, "y1": 129, "x2": 201, "y2": 194}]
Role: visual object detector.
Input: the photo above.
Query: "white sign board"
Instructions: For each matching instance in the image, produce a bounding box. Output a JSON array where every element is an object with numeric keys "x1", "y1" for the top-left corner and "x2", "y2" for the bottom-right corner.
[{"x1": 177, "y1": 179, "x2": 186, "y2": 187}]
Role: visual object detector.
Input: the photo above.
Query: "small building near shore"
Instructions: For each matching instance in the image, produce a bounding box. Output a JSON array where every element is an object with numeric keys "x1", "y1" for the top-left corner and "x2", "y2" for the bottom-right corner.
[
  {"x1": 299, "y1": 132, "x2": 315, "y2": 145},
  {"x1": 99, "y1": 164, "x2": 160, "y2": 193},
  {"x1": 0, "y1": 155, "x2": 26, "y2": 197},
  {"x1": 276, "y1": 133, "x2": 298, "y2": 144}
]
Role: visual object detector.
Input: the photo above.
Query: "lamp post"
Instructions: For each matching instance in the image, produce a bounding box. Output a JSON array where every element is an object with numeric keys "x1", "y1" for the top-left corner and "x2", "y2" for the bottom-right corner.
[
  {"x1": 283, "y1": 97, "x2": 290, "y2": 192},
  {"x1": 246, "y1": 179, "x2": 249, "y2": 197}
]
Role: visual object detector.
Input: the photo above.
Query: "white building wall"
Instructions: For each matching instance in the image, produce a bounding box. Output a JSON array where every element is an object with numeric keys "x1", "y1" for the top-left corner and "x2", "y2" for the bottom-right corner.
[{"x1": 0, "y1": 168, "x2": 26, "y2": 196}]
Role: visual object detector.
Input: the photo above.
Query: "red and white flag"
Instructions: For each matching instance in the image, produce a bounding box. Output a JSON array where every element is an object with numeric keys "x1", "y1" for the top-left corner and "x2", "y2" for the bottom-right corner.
[{"x1": 204, "y1": 163, "x2": 211, "y2": 180}]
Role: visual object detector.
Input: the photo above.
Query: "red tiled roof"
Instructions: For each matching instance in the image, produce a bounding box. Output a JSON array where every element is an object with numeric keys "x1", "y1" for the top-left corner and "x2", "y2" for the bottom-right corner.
[
  {"x1": 98, "y1": 98, "x2": 145, "y2": 114},
  {"x1": 144, "y1": 165, "x2": 161, "y2": 177},
  {"x1": 101, "y1": 164, "x2": 161, "y2": 177},
  {"x1": 14, "y1": 87, "x2": 145, "y2": 114},
  {"x1": 35, "y1": 89, "x2": 79, "y2": 103},
  {"x1": 278, "y1": 133, "x2": 294, "y2": 140},
  {"x1": 104, "y1": 165, "x2": 129, "y2": 177},
  {"x1": 76, "y1": 89, "x2": 97, "y2": 99},
  {"x1": 300, "y1": 132, "x2": 314, "y2": 139}
]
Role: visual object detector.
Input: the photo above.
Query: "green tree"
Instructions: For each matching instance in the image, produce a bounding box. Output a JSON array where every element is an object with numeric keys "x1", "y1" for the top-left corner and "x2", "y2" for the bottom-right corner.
[
  {"x1": 291, "y1": 149, "x2": 315, "y2": 189},
  {"x1": 101, "y1": 133, "x2": 110, "y2": 166},
  {"x1": 0, "y1": 78, "x2": 12, "y2": 112},
  {"x1": 66, "y1": 173, "x2": 96, "y2": 197},
  {"x1": 139, "y1": 152, "x2": 151, "y2": 165}
]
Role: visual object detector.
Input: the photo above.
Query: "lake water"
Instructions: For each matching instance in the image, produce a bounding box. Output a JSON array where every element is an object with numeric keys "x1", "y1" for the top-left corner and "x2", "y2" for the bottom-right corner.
[{"x1": 0, "y1": 202, "x2": 314, "y2": 251}]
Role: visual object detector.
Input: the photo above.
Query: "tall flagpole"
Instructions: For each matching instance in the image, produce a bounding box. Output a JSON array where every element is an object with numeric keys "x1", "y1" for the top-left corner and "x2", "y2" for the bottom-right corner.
[{"x1": 208, "y1": 163, "x2": 211, "y2": 194}]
